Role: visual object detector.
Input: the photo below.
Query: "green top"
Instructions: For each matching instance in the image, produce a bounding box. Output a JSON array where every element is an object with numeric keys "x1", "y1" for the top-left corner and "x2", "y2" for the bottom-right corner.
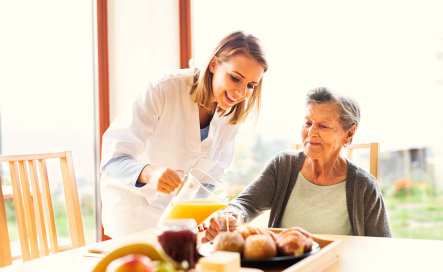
[{"x1": 281, "y1": 172, "x2": 353, "y2": 235}]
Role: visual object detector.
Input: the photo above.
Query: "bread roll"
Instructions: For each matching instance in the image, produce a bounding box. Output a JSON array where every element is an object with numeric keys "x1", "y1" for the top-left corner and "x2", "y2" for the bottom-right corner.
[
  {"x1": 276, "y1": 228, "x2": 313, "y2": 257},
  {"x1": 243, "y1": 234, "x2": 277, "y2": 260},
  {"x1": 264, "y1": 229, "x2": 277, "y2": 242},
  {"x1": 213, "y1": 232, "x2": 244, "y2": 253},
  {"x1": 235, "y1": 224, "x2": 265, "y2": 240}
]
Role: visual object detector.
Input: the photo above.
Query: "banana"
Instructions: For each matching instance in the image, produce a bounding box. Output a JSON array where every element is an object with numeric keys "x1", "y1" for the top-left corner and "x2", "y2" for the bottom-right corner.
[{"x1": 92, "y1": 242, "x2": 178, "y2": 272}]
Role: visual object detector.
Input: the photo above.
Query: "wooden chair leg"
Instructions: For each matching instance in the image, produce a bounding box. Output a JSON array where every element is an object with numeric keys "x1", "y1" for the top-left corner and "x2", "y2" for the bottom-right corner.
[{"x1": 0, "y1": 182, "x2": 13, "y2": 267}]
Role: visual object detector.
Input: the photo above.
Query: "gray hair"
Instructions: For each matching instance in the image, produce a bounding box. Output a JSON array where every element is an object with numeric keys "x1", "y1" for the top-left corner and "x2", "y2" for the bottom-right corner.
[{"x1": 306, "y1": 87, "x2": 360, "y2": 144}]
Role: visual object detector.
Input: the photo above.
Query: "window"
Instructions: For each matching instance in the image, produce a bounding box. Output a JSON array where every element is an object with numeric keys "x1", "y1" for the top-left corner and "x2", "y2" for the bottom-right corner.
[
  {"x1": 193, "y1": 0, "x2": 443, "y2": 239},
  {"x1": 0, "y1": 1, "x2": 96, "y2": 244}
]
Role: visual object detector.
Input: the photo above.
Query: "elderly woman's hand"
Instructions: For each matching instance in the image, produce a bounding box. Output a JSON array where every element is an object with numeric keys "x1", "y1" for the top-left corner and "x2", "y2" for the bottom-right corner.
[
  {"x1": 202, "y1": 212, "x2": 242, "y2": 243},
  {"x1": 202, "y1": 217, "x2": 221, "y2": 243}
]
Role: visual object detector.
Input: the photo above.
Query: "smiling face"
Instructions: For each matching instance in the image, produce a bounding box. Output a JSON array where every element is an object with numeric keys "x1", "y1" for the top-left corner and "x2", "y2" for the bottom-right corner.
[
  {"x1": 209, "y1": 54, "x2": 264, "y2": 110},
  {"x1": 301, "y1": 103, "x2": 355, "y2": 161}
]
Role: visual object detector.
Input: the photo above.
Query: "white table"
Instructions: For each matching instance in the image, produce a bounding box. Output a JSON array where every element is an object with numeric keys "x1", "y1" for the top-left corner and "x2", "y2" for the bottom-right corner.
[{"x1": 2, "y1": 230, "x2": 443, "y2": 272}]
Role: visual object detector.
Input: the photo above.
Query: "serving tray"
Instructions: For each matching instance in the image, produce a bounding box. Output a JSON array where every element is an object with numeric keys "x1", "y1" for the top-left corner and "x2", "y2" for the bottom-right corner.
[{"x1": 267, "y1": 228, "x2": 343, "y2": 272}]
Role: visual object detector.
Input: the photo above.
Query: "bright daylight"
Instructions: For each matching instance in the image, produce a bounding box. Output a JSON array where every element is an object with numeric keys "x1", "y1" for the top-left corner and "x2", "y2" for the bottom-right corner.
[{"x1": 0, "y1": 0, "x2": 442, "y2": 272}]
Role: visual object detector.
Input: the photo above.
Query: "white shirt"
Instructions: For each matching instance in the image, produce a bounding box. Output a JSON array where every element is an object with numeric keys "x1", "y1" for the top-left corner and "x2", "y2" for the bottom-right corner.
[
  {"x1": 100, "y1": 69, "x2": 239, "y2": 237},
  {"x1": 102, "y1": 125, "x2": 211, "y2": 187}
]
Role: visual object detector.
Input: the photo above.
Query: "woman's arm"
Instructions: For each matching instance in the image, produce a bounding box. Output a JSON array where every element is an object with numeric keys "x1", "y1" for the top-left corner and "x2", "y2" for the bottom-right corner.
[
  {"x1": 101, "y1": 156, "x2": 147, "y2": 186},
  {"x1": 101, "y1": 82, "x2": 164, "y2": 170},
  {"x1": 229, "y1": 155, "x2": 280, "y2": 223},
  {"x1": 100, "y1": 81, "x2": 182, "y2": 192},
  {"x1": 202, "y1": 154, "x2": 280, "y2": 242},
  {"x1": 364, "y1": 184, "x2": 393, "y2": 237}
]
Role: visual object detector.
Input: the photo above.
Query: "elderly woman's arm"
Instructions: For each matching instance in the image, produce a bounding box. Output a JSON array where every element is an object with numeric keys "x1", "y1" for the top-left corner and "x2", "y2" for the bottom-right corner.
[
  {"x1": 364, "y1": 185, "x2": 392, "y2": 237},
  {"x1": 228, "y1": 155, "x2": 280, "y2": 223},
  {"x1": 201, "y1": 155, "x2": 281, "y2": 242},
  {"x1": 348, "y1": 162, "x2": 392, "y2": 237}
]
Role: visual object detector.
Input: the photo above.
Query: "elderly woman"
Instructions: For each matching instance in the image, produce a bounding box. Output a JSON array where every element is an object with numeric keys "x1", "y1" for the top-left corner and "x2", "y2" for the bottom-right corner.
[{"x1": 203, "y1": 87, "x2": 391, "y2": 241}]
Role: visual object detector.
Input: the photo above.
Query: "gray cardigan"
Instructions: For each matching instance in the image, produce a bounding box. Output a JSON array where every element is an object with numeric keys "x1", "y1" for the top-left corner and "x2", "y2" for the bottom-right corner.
[{"x1": 230, "y1": 151, "x2": 392, "y2": 237}]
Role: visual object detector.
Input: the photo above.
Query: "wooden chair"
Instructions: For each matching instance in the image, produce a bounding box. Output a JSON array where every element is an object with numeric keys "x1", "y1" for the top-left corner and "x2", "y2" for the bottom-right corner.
[
  {"x1": 251, "y1": 142, "x2": 381, "y2": 228},
  {"x1": 0, "y1": 151, "x2": 85, "y2": 267},
  {"x1": 291, "y1": 142, "x2": 380, "y2": 182}
]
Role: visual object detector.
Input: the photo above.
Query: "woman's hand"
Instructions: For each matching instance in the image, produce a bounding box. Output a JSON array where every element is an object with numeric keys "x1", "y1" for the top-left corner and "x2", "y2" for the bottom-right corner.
[
  {"x1": 202, "y1": 217, "x2": 221, "y2": 243},
  {"x1": 198, "y1": 223, "x2": 209, "y2": 232},
  {"x1": 202, "y1": 213, "x2": 241, "y2": 243},
  {"x1": 138, "y1": 165, "x2": 182, "y2": 194}
]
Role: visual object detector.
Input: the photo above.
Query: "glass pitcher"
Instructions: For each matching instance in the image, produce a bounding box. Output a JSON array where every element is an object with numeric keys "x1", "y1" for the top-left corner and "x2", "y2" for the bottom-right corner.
[{"x1": 159, "y1": 168, "x2": 228, "y2": 226}]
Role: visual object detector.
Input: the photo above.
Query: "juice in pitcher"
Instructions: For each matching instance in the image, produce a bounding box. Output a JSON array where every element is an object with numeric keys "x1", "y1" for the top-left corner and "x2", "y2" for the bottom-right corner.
[{"x1": 164, "y1": 199, "x2": 227, "y2": 225}]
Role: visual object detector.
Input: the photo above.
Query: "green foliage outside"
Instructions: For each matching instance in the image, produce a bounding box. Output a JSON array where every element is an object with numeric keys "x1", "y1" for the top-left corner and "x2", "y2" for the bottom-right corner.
[
  {"x1": 5, "y1": 193, "x2": 95, "y2": 244},
  {"x1": 225, "y1": 135, "x2": 288, "y2": 199},
  {"x1": 384, "y1": 180, "x2": 443, "y2": 240}
]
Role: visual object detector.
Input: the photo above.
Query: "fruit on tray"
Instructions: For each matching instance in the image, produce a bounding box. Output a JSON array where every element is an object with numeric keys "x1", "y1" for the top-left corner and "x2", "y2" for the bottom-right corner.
[
  {"x1": 106, "y1": 254, "x2": 153, "y2": 272},
  {"x1": 92, "y1": 242, "x2": 178, "y2": 272}
]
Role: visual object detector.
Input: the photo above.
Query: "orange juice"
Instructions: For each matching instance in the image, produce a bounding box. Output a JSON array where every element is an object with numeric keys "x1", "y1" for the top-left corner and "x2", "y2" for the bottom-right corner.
[{"x1": 164, "y1": 199, "x2": 227, "y2": 225}]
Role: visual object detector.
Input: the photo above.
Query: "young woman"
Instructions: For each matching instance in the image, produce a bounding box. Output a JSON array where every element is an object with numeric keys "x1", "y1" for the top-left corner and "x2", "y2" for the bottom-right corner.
[{"x1": 100, "y1": 31, "x2": 268, "y2": 237}]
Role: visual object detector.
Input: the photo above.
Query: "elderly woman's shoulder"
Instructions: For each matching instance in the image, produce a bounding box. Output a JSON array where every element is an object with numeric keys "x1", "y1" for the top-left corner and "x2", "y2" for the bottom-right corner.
[
  {"x1": 347, "y1": 160, "x2": 379, "y2": 190},
  {"x1": 270, "y1": 149, "x2": 306, "y2": 164}
]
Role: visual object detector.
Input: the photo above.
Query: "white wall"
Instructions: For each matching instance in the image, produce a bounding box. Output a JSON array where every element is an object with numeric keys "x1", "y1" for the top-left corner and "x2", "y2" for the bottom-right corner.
[
  {"x1": 107, "y1": 0, "x2": 180, "y2": 120},
  {"x1": 0, "y1": 0, "x2": 95, "y2": 176},
  {"x1": 193, "y1": 0, "x2": 443, "y2": 191},
  {"x1": 193, "y1": 0, "x2": 443, "y2": 153}
]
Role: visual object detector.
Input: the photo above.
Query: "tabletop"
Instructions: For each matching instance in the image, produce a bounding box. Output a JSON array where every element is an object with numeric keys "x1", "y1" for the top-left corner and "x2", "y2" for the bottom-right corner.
[{"x1": 1, "y1": 229, "x2": 443, "y2": 272}]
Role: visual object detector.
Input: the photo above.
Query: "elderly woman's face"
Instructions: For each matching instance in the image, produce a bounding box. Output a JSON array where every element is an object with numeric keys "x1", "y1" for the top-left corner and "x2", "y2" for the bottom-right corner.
[{"x1": 301, "y1": 103, "x2": 350, "y2": 160}]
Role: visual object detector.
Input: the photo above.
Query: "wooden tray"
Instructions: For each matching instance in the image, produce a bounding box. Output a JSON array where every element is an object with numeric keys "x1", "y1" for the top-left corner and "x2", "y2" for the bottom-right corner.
[
  {"x1": 267, "y1": 228, "x2": 343, "y2": 272},
  {"x1": 88, "y1": 228, "x2": 342, "y2": 272}
]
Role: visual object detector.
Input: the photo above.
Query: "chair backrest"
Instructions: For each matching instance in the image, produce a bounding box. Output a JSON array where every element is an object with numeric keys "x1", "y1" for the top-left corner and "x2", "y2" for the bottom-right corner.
[
  {"x1": 291, "y1": 142, "x2": 380, "y2": 182},
  {"x1": 346, "y1": 143, "x2": 380, "y2": 181},
  {"x1": 0, "y1": 151, "x2": 85, "y2": 267}
]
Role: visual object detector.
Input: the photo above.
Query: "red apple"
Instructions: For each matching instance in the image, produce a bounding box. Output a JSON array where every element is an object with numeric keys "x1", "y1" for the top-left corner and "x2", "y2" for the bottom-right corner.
[{"x1": 106, "y1": 254, "x2": 153, "y2": 272}]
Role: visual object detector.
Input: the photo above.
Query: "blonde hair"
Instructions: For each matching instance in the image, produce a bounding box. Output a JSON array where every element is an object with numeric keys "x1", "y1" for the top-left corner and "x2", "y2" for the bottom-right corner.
[{"x1": 190, "y1": 31, "x2": 268, "y2": 125}]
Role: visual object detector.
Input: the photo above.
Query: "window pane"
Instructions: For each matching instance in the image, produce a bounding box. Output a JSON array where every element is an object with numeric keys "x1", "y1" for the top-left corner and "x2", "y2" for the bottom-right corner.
[
  {"x1": 0, "y1": 1, "x2": 95, "y2": 244},
  {"x1": 193, "y1": 0, "x2": 443, "y2": 239}
]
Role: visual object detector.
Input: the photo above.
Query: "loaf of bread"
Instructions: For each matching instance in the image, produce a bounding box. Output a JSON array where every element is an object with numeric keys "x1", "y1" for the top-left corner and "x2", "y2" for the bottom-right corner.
[
  {"x1": 243, "y1": 234, "x2": 277, "y2": 260},
  {"x1": 211, "y1": 224, "x2": 313, "y2": 260},
  {"x1": 234, "y1": 225, "x2": 265, "y2": 240},
  {"x1": 265, "y1": 229, "x2": 277, "y2": 242},
  {"x1": 275, "y1": 227, "x2": 313, "y2": 257},
  {"x1": 234, "y1": 224, "x2": 276, "y2": 239},
  {"x1": 213, "y1": 232, "x2": 244, "y2": 254}
]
